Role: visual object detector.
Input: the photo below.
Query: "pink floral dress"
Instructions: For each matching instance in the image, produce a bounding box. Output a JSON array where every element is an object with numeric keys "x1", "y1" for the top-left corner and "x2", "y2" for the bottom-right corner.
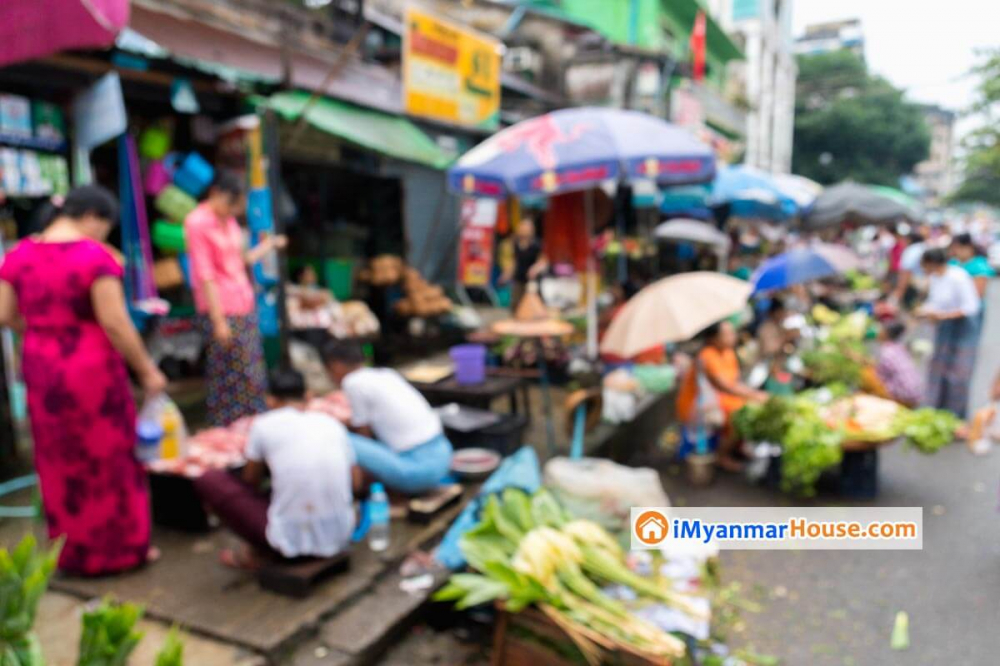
[{"x1": 0, "y1": 239, "x2": 150, "y2": 575}]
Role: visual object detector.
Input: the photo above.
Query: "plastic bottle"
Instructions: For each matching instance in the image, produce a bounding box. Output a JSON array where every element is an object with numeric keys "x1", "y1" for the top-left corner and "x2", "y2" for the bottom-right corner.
[
  {"x1": 367, "y1": 482, "x2": 390, "y2": 552},
  {"x1": 159, "y1": 404, "x2": 180, "y2": 460},
  {"x1": 135, "y1": 419, "x2": 163, "y2": 463}
]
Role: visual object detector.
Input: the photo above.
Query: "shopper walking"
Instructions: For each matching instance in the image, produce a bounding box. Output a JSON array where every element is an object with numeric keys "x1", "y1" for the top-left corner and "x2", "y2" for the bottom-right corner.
[
  {"x1": 917, "y1": 249, "x2": 981, "y2": 416},
  {"x1": 0, "y1": 185, "x2": 166, "y2": 575},
  {"x1": 184, "y1": 172, "x2": 286, "y2": 425}
]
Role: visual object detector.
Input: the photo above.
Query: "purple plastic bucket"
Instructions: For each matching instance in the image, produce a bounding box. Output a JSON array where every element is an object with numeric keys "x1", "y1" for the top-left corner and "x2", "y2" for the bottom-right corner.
[{"x1": 450, "y1": 344, "x2": 487, "y2": 385}]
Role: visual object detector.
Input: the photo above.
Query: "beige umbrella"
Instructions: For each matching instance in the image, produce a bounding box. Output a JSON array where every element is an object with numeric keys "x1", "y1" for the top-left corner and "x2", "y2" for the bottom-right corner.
[{"x1": 600, "y1": 272, "x2": 752, "y2": 358}]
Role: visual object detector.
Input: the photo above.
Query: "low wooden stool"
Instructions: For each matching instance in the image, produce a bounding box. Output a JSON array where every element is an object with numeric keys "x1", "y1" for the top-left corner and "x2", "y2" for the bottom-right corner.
[{"x1": 258, "y1": 550, "x2": 351, "y2": 598}]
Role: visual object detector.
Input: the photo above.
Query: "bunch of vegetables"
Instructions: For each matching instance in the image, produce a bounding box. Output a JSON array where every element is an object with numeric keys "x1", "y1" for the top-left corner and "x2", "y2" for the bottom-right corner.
[
  {"x1": 435, "y1": 489, "x2": 696, "y2": 664},
  {"x1": 734, "y1": 396, "x2": 845, "y2": 495},
  {"x1": 0, "y1": 535, "x2": 60, "y2": 666},
  {"x1": 0, "y1": 535, "x2": 185, "y2": 666},
  {"x1": 893, "y1": 408, "x2": 961, "y2": 454},
  {"x1": 800, "y1": 346, "x2": 865, "y2": 389},
  {"x1": 77, "y1": 599, "x2": 144, "y2": 666}
]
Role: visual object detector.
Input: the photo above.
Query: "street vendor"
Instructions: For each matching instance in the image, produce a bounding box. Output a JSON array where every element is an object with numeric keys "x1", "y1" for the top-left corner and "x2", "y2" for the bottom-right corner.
[
  {"x1": 677, "y1": 321, "x2": 768, "y2": 471},
  {"x1": 194, "y1": 368, "x2": 359, "y2": 569},
  {"x1": 917, "y1": 248, "x2": 981, "y2": 416},
  {"x1": 322, "y1": 340, "x2": 453, "y2": 494},
  {"x1": 873, "y1": 320, "x2": 923, "y2": 408},
  {"x1": 500, "y1": 216, "x2": 548, "y2": 310},
  {"x1": 184, "y1": 171, "x2": 287, "y2": 426}
]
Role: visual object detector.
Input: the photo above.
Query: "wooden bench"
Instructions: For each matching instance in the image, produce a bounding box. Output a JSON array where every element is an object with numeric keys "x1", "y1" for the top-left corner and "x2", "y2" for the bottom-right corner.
[{"x1": 258, "y1": 550, "x2": 352, "y2": 598}]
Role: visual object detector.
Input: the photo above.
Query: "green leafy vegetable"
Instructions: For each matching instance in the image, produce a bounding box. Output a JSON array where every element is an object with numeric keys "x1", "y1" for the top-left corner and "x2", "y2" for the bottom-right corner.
[
  {"x1": 0, "y1": 535, "x2": 62, "y2": 666},
  {"x1": 77, "y1": 598, "x2": 144, "y2": 666},
  {"x1": 894, "y1": 408, "x2": 960, "y2": 453}
]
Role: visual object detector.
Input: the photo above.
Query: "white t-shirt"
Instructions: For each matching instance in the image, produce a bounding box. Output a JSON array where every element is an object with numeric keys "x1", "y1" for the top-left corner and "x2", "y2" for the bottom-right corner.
[
  {"x1": 245, "y1": 407, "x2": 355, "y2": 558},
  {"x1": 342, "y1": 367, "x2": 442, "y2": 452},
  {"x1": 899, "y1": 242, "x2": 926, "y2": 276},
  {"x1": 925, "y1": 264, "x2": 981, "y2": 317}
]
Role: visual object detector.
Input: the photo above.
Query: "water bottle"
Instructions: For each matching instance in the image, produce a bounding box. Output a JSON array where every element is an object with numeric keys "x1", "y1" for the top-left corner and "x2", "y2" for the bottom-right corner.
[
  {"x1": 367, "y1": 482, "x2": 390, "y2": 552},
  {"x1": 135, "y1": 419, "x2": 163, "y2": 463}
]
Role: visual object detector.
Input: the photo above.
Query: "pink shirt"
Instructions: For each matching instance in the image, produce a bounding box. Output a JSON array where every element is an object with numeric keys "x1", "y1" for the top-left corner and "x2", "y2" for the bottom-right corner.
[{"x1": 184, "y1": 203, "x2": 255, "y2": 317}]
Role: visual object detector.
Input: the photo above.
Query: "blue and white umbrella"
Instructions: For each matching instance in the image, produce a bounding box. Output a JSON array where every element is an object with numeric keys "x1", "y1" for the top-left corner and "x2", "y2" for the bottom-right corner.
[
  {"x1": 751, "y1": 243, "x2": 861, "y2": 293},
  {"x1": 711, "y1": 165, "x2": 799, "y2": 221},
  {"x1": 448, "y1": 107, "x2": 716, "y2": 198}
]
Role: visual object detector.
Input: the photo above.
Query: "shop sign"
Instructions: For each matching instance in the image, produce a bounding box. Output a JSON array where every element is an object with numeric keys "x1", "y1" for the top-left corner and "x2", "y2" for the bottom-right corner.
[
  {"x1": 457, "y1": 198, "x2": 497, "y2": 287},
  {"x1": 403, "y1": 8, "x2": 502, "y2": 130},
  {"x1": 732, "y1": 0, "x2": 761, "y2": 21}
]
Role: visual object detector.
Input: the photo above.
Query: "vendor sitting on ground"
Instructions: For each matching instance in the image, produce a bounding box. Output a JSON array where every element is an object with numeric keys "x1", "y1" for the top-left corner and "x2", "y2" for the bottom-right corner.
[
  {"x1": 322, "y1": 340, "x2": 453, "y2": 495},
  {"x1": 676, "y1": 321, "x2": 768, "y2": 471},
  {"x1": 873, "y1": 320, "x2": 923, "y2": 408},
  {"x1": 194, "y1": 368, "x2": 359, "y2": 569}
]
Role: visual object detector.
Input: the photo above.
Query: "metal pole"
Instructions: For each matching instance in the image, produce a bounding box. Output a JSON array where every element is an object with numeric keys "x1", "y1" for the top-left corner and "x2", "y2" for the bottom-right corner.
[
  {"x1": 263, "y1": 109, "x2": 291, "y2": 365},
  {"x1": 584, "y1": 189, "x2": 598, "y2": 359}
]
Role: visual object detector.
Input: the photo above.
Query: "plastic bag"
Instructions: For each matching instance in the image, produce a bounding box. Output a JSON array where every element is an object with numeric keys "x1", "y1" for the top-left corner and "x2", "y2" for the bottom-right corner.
[
  {"x1": 544, "y1": 457, "x2": 670, "y2": 531},
  {"x1": 136, "y1": 394, "x2": 188, "y2": 462}
]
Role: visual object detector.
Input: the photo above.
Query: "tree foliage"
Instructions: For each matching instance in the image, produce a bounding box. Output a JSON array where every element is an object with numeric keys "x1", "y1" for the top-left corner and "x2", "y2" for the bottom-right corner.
[
  {"x1": 792, "y1": 51, "x2": 930, "y2": 186},
  {"x1": 950, "y1": 48, "x2": 1000, "y2": 206}
]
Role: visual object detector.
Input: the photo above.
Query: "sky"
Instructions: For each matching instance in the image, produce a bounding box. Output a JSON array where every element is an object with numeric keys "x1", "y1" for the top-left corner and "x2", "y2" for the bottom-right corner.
[{"x1": 792, "y1": 0, "x2": 999, "y2": 141}]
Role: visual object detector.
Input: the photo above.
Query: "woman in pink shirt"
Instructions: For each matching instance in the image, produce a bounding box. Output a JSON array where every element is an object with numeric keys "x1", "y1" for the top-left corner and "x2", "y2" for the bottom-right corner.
[{"x1": 184, "y1": 172, "x2": 286, "y2": 425}]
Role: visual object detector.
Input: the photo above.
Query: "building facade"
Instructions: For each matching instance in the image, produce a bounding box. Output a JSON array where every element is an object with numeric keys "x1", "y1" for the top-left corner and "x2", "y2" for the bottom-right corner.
[
  {"x1": 707, "y1": 0, "x2": 797, "y2": 173},
  {"x1": 795, "y1": 18, "x2": 865, "y2": 59},
  {"x1": 913, "y1": 105, "x2": 958, "y2": 204}
]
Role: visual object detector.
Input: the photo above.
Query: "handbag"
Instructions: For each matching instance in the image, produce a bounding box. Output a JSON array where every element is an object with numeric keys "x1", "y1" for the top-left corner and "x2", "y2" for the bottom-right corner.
[{"x1": 689, "y1": 360, "x2": 725, "y2": 429}]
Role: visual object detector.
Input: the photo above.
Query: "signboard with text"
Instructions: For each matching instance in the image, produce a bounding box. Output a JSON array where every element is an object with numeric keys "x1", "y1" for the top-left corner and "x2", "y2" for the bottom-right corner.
[
  {"x1": 457, "y1": 198, "x2": 497, "y2": 287},
  {"x1": 403, "y1": 8, "x2": 502, "y2": 130}
]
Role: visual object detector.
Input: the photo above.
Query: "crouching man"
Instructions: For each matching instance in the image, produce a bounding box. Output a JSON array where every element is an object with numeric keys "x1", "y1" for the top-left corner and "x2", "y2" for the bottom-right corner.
[
  {"x1": 195, "y1": 368, "x2": 358, "y2": 569},
  {"x1": 322, "y1": 340, "x2": 453, "y2": 495}
]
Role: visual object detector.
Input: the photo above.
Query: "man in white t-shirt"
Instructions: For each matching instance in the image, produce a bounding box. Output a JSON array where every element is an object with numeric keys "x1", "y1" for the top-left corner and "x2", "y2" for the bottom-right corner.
[
  {"x1": 194, "y1": 368, "x2": 357, "y2": 569},
  {"x1": 323, "y1": 340, "x2": 453, "y2": 495}
]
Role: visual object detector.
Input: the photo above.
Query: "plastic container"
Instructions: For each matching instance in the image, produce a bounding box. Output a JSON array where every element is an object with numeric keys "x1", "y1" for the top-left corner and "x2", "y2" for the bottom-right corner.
[
  {"x1": 155, "y1": 185, "x2": 197, "y2": 224},
  {"x1": 172, "y1": 152, "x2": 214, "y2": 198},
  {"x1": 152, "y1": 219, "x2": 186, "y2": 252},
  {"x1": 367, "y1": 482, "x2": 390, "y2": 552},
  {"x1": 450, "y1": 344, "x2": 487, "y2": 385},
  {"x1": 144, "y1": 159, "x2": 172, "y2": 196},
  {"x1": 136, "y1": 419, "x2": 163, "y2": 463}
]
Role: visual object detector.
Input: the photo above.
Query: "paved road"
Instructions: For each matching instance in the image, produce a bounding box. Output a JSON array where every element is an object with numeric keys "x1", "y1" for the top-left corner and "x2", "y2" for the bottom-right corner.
[{"x1": 670, "y1": 441, "x2": 1000, "y2": 665}]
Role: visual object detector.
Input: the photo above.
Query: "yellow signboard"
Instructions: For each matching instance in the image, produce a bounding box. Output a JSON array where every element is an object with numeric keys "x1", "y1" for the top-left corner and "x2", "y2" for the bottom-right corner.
[{"x1": 403, "y1": 8, "x2": 502, "y2": 130}]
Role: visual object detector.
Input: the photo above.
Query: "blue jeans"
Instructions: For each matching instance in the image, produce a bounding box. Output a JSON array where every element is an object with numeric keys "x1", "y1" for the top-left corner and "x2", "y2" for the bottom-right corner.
[{"x1": 349, "y1": 433, "x2": 453, "y2": 494}]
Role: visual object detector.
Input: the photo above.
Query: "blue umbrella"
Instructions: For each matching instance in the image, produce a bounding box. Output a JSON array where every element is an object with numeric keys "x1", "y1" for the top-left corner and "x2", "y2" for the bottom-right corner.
[
  {"x1": 711, "y1": 165, "x2": 799, "y2": 221},
  {"x1": 751, "y1": 243, "x2": 861, "y2": 293},
  {"x1": 659, "y1": 183, "x2": 712, "y2": 218},
  {"x1": 448, "y1": 107, "x2": 715, "y2": 198}
]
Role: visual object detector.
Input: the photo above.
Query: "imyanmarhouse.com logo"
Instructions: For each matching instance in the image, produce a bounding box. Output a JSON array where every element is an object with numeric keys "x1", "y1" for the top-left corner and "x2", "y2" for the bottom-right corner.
[{"x1": 630, "y1": 506, "x2": 923, "y2": 551}]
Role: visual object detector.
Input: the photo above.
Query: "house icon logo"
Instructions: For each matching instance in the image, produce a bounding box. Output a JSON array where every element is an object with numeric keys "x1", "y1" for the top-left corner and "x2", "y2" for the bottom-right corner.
[{"x1": 634, "y1": 510, "x2": 669, "y2": 546}]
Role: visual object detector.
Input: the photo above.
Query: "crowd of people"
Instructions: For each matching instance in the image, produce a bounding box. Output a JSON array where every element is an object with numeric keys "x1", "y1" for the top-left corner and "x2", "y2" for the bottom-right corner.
[{"x1": 0, "y1": 181, "x2": 453, "y2": 575}]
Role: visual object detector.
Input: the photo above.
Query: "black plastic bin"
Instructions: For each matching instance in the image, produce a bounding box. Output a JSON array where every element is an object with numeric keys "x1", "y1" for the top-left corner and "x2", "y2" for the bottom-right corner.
[{"x1": 445, "y1": 413, "x2": 529, "y2": 457}]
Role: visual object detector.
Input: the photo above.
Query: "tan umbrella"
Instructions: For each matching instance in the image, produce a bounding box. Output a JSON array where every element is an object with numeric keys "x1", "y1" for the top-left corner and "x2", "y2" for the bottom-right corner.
[{"x1": 600, "y1": 272, "x2": 752, "y2": 358}]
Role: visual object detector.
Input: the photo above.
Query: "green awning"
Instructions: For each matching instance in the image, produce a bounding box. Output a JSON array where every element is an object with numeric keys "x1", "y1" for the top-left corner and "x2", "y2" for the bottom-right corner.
[{"x1": 260, "y1": 91, "x2": 456, "y2": 170}]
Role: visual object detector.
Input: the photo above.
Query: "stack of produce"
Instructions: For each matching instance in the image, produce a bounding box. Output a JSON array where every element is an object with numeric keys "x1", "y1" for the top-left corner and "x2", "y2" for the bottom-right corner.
[
  {"x1": 735, "y1": 393, "x2": 962, "y2": 495},
  {"x1": 394, "y1": 267, "x2": 453, "y2": 318},
  {"x1": 436, "y1": 489, "x2": 699, "y2": 664}
]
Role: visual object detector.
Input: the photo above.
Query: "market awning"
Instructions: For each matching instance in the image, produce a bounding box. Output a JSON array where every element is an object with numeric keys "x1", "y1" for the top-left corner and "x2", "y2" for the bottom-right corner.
[{"x1": 260, "y1": 91, "x2": 456, "y2": 170}]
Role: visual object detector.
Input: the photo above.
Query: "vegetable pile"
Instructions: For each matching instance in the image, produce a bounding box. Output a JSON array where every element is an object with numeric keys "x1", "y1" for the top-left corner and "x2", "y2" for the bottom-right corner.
[
  {"x1": 736, "y1": 393, "x2": 961, "y2": 495},
  {"x1": 735, "y1": 396, "x2": 845, "y2": 495},
  {"x1": 435, "y1": 489, "x2": 697, "y2": 664}
]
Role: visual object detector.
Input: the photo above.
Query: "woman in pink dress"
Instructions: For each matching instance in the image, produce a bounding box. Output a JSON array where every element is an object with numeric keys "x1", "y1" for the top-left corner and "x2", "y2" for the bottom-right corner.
[{"x1": 0, "y1": 185, "x2": 166, "y2": 575}]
